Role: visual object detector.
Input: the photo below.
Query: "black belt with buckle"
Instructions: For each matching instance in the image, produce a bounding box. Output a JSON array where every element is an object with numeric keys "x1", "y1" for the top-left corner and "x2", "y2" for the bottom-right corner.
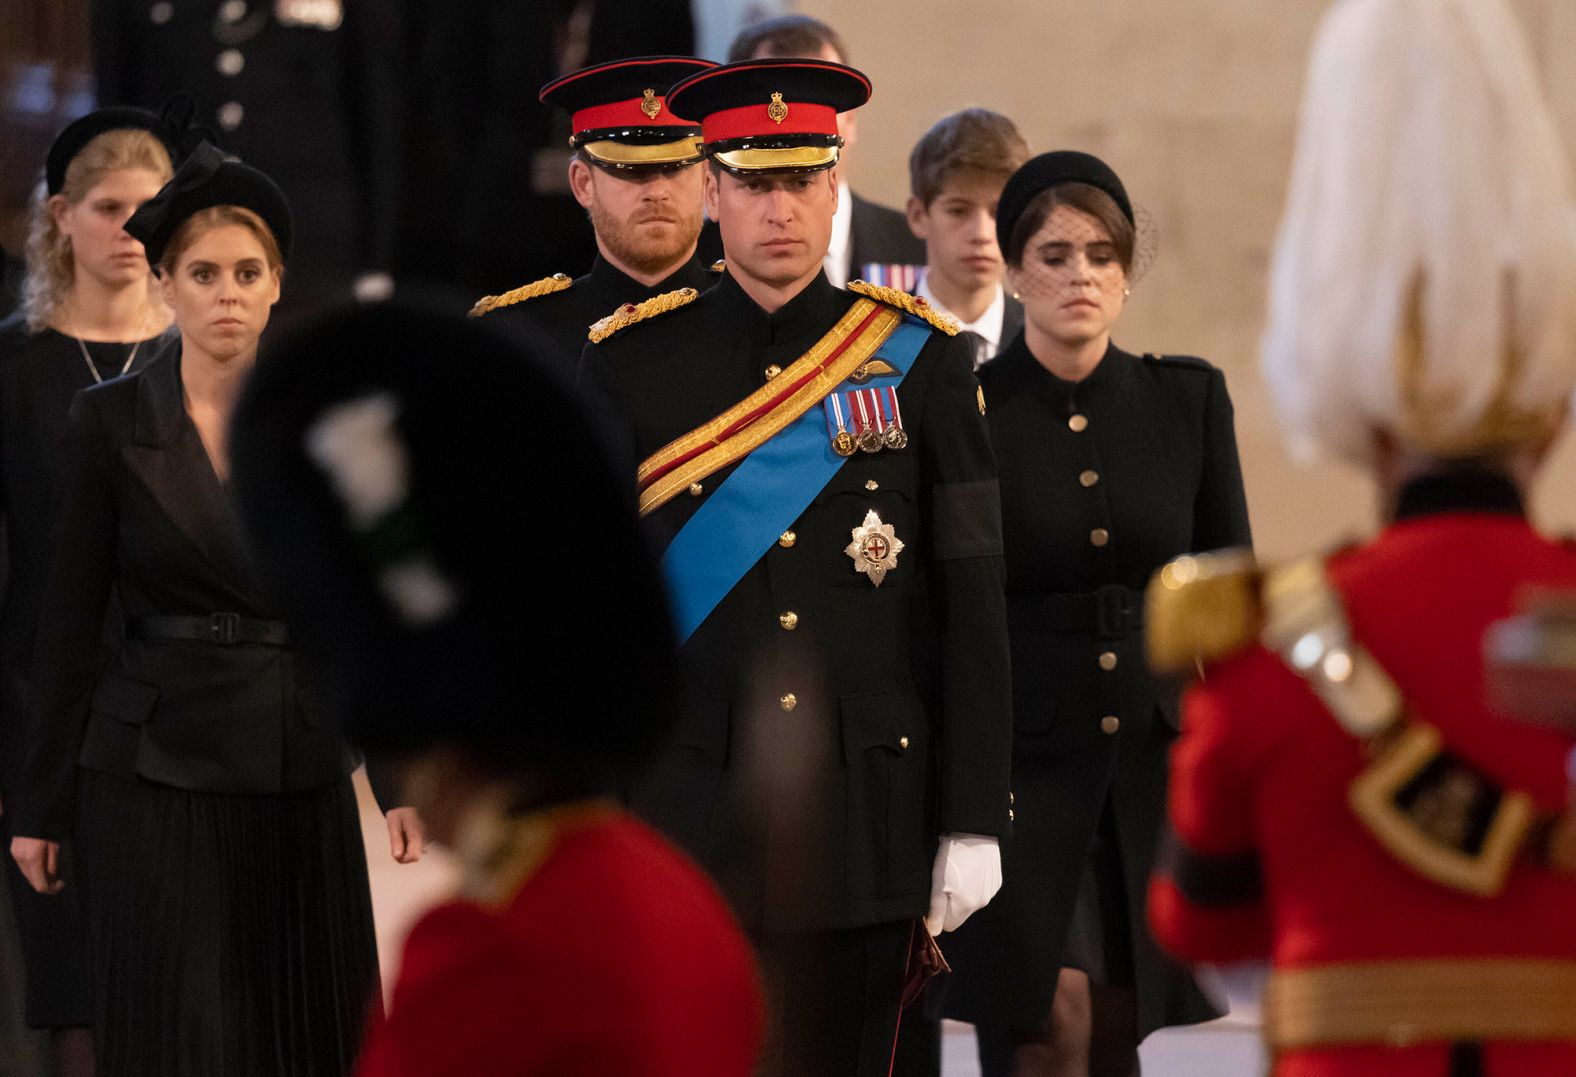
[
  {"x1": 1007, "y1": 584, "x2": 1144, "y2": 640},
  {"x1": 129, "y1": 613, "x2": 290, "y2": 646}
]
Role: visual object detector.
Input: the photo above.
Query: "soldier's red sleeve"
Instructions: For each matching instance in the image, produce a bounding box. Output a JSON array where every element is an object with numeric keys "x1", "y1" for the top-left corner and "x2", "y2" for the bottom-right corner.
[{"x1": 1149, "y1": 653, "x2": 1275, "y2": 965}]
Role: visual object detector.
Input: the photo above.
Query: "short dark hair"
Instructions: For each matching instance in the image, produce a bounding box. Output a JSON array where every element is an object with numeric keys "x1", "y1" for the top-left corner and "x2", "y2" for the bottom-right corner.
[
  {"x1": 908, "y1": 109, "x2": 1030, "y2": 207},
  {"x1": 727, "y1": 14, "x2": 848, "y2": 63},
  {"x1": 1005, "y1": 182, "x2": 1135, "y2": 272}
]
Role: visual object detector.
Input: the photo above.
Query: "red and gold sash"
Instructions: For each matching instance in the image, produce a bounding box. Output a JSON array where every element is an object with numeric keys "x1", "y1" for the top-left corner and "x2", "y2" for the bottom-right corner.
[{"x1": 637, "y1": 298, "x2": 902, "y2": 516}]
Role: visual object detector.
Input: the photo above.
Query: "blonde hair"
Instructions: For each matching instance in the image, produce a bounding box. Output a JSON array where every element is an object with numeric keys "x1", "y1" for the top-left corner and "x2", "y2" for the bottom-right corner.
[
  {"x1": 22, "y1": 127, "x2": 173, "y2": 332},
  {"x1": 158, "y1": 205, "x2": 284, "y2": 277}
]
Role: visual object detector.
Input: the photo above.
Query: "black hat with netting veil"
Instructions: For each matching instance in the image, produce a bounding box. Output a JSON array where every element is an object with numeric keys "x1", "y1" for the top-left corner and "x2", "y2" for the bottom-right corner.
[
  {"x1": 996, "y1": 150, "x2": 1159, "y2": 282},
  {"x1": 228, "y1": 302, "x2": 677, "y2": 785}
]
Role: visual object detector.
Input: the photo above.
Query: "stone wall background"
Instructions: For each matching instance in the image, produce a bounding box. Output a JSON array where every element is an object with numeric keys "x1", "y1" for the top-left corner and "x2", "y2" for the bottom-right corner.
[{"x1": 798, "y1": 0, "x2": 1576, "y2": 559}]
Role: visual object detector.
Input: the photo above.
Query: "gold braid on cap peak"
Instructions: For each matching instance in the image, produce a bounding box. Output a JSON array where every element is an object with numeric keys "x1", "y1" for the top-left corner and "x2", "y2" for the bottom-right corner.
[
  {"x1": 846, "y1": 280, "x2": 960, "y2": 336},
  {"x1": 588, "y1": 287, "x2": 699, "y2": 344},
  {"x1": 468, "y1": 273, "x2": 573, "y2": 317}
]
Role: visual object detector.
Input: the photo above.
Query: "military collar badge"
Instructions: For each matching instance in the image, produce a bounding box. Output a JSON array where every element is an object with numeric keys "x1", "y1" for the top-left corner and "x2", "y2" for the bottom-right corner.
[{"x1": 846, "y1": 509, "x2": 904, "y2": 587}]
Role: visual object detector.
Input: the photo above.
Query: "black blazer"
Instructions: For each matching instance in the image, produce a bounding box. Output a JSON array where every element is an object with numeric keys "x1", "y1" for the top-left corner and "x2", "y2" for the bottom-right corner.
[
  {"x1": 579, "y1": 271, "x2": 1012, "y2": 931},
  {"x1": 12, "y1": 351, "x2": 350, "y2": 840},
  {"x1": 847, "y1": 193, "x2": 927, "y2": 278}
]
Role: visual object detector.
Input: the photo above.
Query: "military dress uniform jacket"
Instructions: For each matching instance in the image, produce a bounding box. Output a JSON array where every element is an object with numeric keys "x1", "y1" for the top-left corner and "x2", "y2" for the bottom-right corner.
[
  {"x1": 480, "y1": 254, "x2": 721, "y2": 380},
  {"x1": 578, "y1": 271, "x2": 1013, "y2": 932},
  {"x1": 11, "y1": 351, "x2": 351, "y2": 842},
  {"x1": 939, "y1": 338, "x2": 1249, "y2": 1036},
  {"x1": 1150, "y1": 474, "x2": 1576, "y2": 1076}
]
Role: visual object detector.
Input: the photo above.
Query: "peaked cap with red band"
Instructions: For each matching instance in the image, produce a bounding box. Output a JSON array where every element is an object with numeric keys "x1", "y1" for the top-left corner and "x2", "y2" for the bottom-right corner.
[
  {"x1": 539, "y1": 56, "x2": 716, "y2": 169},
  {"x1": 665, "y1": 58, "x2": 872, "y2": 174}
]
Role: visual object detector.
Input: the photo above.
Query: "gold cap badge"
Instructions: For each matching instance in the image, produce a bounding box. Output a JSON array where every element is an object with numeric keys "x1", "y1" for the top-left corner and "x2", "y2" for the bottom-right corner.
[
  {"x1": 641, "y1": 89, "x2": 662, "y2": 120},
  {"x1": 767, "y1": 92, "x2": 789, "y2": 125}
]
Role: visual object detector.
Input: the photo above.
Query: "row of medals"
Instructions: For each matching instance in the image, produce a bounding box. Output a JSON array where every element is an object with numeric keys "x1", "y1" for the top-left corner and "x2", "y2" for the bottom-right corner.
[{"x1": 833, "y1": 423, "x2": 908, "y2": 457}]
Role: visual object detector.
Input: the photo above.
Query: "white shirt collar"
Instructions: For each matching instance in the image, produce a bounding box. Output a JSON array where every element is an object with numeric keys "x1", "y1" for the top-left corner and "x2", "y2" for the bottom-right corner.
[
  {"x1": 824, "y1": 180, "x2": 853, "y2": 289},
  {"x1": 917, "y1": 274, "x2": 1007, "y2": 364}
]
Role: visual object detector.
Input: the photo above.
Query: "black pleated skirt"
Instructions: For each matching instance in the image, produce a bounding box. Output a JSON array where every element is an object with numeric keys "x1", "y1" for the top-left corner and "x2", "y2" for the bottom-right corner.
[{"x1": 74, "y1": 768, "x2": 380, "y2": 1076}]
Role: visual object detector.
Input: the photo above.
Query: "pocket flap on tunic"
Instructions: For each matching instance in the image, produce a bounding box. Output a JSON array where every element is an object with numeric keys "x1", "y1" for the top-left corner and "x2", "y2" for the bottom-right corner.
[
  {"x1": 839, "y1": 690, "x2": 919, "y2": 763},
  {"x1": 89, "y1": 673, "x2": 161, "y2": 726}
]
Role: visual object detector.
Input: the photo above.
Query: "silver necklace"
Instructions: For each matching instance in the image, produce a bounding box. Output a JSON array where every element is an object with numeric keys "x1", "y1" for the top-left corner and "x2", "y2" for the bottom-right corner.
[{"x1": 76, "y1": 335, "x2": 141, "y2": 384}]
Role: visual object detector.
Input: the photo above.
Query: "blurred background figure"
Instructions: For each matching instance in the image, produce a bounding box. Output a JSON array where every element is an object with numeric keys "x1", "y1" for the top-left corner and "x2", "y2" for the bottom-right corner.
[
  {"x1": 1147, "y1": 0, "x2": 1576, "y2": 1074},
  {"x1": 724, "y1": 13, "x2": 926, "y2": 288},
  {"x1": 87, "y1": 0, "x2": 403, "y2": 328},
  {"x1": 228, "y1": 302, "x2": 763, "y2": 1077},
  {"x1": 937, "y1": 150, "x2": 1250, "y2": 1077},
  {"x1": 8, "y1": 145, "x2": 381, "y2": 1076},
  {"x1": 0, "y1": 104, "x2": 185, "y2": 1077},
  {"x1": 905, "y1": 108, "x2": 1029, "y2": 369}
]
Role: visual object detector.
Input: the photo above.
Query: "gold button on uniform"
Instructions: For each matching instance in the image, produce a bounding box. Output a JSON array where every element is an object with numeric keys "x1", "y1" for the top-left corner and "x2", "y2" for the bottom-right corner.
[
  {"x1": 1008, "y1": 809, "x2": 1016, "y2": 822},
  {"x1": 865, "y1": 480, "x2": 879, "y2": 491},
  {"x1": 1080, "y1": 470, "x2": 1100, "y2": 488},
  {"x1": 1101, "y1": 715, "x2": 1121, "y2": 734},
  {"x1": 1099, "y1": 651, "x2": 1118, "y2": 671},
  {"x1": 899, "y1": 736, "x2": 910, "y2": 750},
  {"x1": 1090, "y1": 528, "x2": 1110, "y2": 547},
  {"x1": 779, "y1": 611, "x2": 799, "y2": 631},
  {"x1": 1068, "y1": 414, "x2": 1089, "y2": 432},
  {"x1": 689, "y1": 482, "x2": 704, "y2": 497},
  {"x1": 1009, "y1": 791, "x2": 1015, "y2": 805},
  {"x1": 764, "y1": 364, "x2": 783, "y2": 380},
  {"x1": 778, "y1": 531, "x2": 797, "y2": 548},
  {"x1": 780, "y1": 694, "x2": 797, "y2": 712}
]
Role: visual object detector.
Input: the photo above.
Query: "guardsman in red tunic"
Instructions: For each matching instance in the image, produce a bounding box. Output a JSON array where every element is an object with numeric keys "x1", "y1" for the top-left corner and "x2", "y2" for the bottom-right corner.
[
  {"x1": 226, "y1": 303, "x2": 763, "y2": 1076},
  {"x1": 1145, "y1": 1, "x2": 1576, "y2": 1074}
]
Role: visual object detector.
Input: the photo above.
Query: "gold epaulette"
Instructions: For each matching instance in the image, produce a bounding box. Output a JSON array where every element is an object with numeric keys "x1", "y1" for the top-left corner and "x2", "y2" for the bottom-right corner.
[
  {"x1": 587, "y1": 287, "x2": 699, "y2": 344},
  {"x1": 846, "y1": 280, "x2": 959, "y2": 336},
  {"x1": 709, "y1": 260, "x2": 726, "y2": 273},
  {"x1": 467, "y1": 273, "x2": 573, "y2": 317},
  {"x1": 1145, "y1": 548, "x2": 1263, "y2": 675}
]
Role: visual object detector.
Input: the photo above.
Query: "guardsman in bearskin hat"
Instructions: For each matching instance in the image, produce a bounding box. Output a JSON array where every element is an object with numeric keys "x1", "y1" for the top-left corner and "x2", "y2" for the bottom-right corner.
[
  {"x1": 1145, "y1": 1, "x2": 1576, "y2": 1074},
  {"x1": 227, "y1": 303, "x2": 764, "y2": 1076},
  {"x1": 468, "y1": 56, "x2": 725, "y2": 374},
  {"x1": 576, "y1": 57, "x2": 1013, "y2": 1076}
]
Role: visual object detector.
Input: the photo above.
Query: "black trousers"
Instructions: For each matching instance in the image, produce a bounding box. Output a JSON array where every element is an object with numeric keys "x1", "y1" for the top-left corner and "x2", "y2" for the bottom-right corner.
[{"x1": 755, "y1": 920, "x2": 911, "y2": 1077}]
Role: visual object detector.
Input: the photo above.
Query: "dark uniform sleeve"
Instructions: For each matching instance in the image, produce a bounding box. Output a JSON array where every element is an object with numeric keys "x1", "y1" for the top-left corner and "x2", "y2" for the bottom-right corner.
[
  {"x1": 339, "y1": 0, "x2": 405, "y2": 273},
  {"x1": 12, "y1": 393, "x2": 117, "y2": 840},
  {"x1": 90, "y1": 0, "x2": 141, "y2": 107},
  {"x1": 575, "y1": 339, "x2": 640, "y2": 484},
  {"x1": 1191, "y1": 367, "x2": 1252, "y2": 553},
  {"x1": 918, "y1": 334, "x2": 1013, "y2": 839}
]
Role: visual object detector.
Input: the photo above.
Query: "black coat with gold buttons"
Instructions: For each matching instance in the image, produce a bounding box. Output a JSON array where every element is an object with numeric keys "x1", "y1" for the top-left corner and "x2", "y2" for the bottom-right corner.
[
  {"x1": 938, "y1": 336, "x2": 1251, "y2": 1035},
  {"x1": 578, "y1": 270, "x2": 1013, "y2": 932}
]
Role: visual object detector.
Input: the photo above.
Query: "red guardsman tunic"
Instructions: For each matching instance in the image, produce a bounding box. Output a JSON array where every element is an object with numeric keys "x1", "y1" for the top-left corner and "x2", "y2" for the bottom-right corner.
[
  {"x1": 357, "y1": 805, "x2": 763, "y2": 1077},
  {"x1": 1148, "y1": 475, "x2": 1576, "y2": 1077}
]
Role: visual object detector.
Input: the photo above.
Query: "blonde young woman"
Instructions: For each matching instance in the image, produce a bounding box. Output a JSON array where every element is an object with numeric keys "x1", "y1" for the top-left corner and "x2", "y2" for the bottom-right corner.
[
  {"x1": 8, "y1": 144, "x2": 380, "y2": 1075},
  {"x1": 0, "y1": 107, "x2": 179, "y2": 1077}
]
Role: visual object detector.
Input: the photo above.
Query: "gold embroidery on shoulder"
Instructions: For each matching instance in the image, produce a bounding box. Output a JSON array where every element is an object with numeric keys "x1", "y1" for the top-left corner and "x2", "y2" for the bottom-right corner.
[
  {"x1": 1145, "y1": 549, "x2": 1262, "y2": 675},
  {"x1": 468, "y1": 273, "x2": 573, "y2": 318},
  {"x1": 587, "y1": 287, "x2": 700, "y2": 344},
  {"x1": 846, "y1": 279, "x2": 960, "y2": 336},
  {"x1": 709, "y1": 260, "x2": 726, "y2": 273}
]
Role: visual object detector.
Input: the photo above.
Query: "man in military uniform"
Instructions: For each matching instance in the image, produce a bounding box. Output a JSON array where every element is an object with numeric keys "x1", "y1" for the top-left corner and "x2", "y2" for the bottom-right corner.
[
  {"x1": 1145, "y1": 1, "x2": 1576, "y2": 1074},
  {"x1": 577, "y1": 59, "x2": 1012, "y2": 1077},
  {"x1": 469, "y1": 56, "x2": 723, "y2": 377}
]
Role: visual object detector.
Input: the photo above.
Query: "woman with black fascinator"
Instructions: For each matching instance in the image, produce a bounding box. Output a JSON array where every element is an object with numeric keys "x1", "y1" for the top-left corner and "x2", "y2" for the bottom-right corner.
[{"x1": 7, "y1": 144, "x2": 379, "y2": 1075}]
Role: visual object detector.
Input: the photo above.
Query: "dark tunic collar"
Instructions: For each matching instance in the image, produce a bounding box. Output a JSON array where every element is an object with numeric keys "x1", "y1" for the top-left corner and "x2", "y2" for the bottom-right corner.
[
  {"x1": 1393, "y1": 469, "x2": 1525, "y2": 521},
  {"x1": 584, "y1": 253, "x2": 712, "y2": 299},
  {"x1": 984, "y1": 336, "x2": 1132, "y2": 410},
  {"x1": 708, "y1": 269, "x2": 848, "y2": 346}
]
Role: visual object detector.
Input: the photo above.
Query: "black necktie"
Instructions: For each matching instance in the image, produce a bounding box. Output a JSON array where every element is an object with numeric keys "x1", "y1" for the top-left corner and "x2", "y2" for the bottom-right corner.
[{"x1": 961, "y1": 330, "x2": 989, "y2": 369}]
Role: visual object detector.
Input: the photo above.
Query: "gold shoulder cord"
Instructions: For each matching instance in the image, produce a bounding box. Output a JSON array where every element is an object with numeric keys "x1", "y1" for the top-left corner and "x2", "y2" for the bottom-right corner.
[
  {"x1": 587, "y1": 287, "x2": 700, "y2": 344},
  {"x1": 846, "y1": 280, "x2": 960, "y2": 336},
  {"x1": 468, "y1": 273, "x2": 573, "y2": 317}
]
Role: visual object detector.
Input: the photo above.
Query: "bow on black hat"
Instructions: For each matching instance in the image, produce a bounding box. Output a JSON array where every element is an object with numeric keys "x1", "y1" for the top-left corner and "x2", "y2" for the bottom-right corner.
[
  {"x1": 124, "y1": 142, "x2": 294, "y2": 267},
  {"x1": 45, "y1": 95, "x2": 215, "y2": 196}
]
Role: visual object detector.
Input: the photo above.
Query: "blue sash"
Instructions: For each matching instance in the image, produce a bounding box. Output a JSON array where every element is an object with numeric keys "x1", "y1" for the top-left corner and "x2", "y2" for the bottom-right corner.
[{"x1": 661, "y1": 319, "x2": 930, "y2": 644}]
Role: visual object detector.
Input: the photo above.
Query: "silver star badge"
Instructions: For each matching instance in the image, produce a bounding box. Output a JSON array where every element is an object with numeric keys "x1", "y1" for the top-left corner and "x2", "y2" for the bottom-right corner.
[{"x1": 845, "y1": 509, "x2": 905, "y2": 587}]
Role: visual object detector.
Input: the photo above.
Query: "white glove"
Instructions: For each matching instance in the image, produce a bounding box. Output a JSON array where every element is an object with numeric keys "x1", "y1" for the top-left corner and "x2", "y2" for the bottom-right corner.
[{"x1": 924, "y1": 833, "x2": 1002, "y2": 936}]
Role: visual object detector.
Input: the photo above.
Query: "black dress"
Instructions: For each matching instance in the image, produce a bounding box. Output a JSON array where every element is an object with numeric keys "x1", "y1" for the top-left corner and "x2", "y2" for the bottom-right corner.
[
  {"x1": 10, "y1": 349, "x2": 378, "y2": 1074},
  {"x1": 937, "y1": 337, "x2": 1252, "y2": 1043},
  {"x1": 0, "y1": 315, "x2": 175, "y2": 1029}
]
